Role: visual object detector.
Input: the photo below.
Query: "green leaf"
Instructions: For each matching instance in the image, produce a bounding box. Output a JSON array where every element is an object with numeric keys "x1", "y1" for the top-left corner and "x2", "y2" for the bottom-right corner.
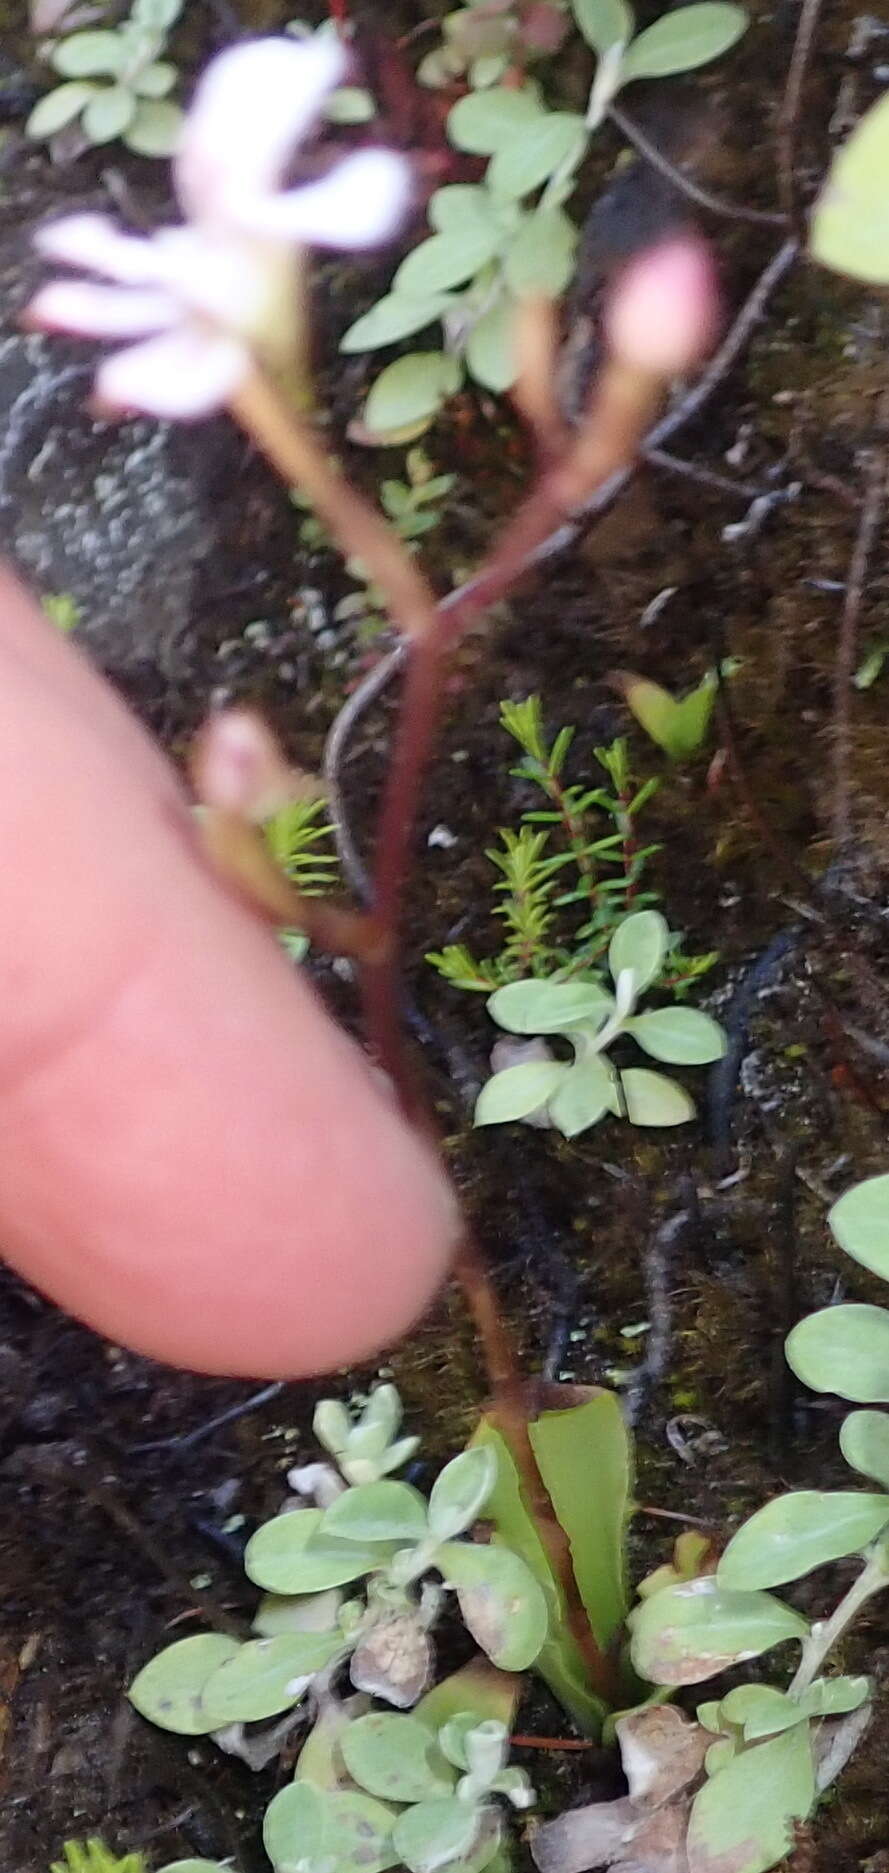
[
  {"x1": 573, "y1": 0, "x2": 634, "y2": 55},
  {"x1": 437, "y1": 1541, "x2": 549, "y2": 1669},
  {"x1": 430, "y1": 185, "x2": 504, "y2": 236},
  {"x1": 322, "y1": 1480, "x2": 428, "y2": 1544},
  {"x1": 27, "y1": 81, "x2": 98, "y2": 137},
  {"x1": 488, "y1": 979, "x2": 613, "y2": 1034},
  {"x1": 342, "y1": 294, "x2": 454, "y2": 353},
  {"x1": 416, "y1": 1661, "x2": 522, "y2": 1739},
  {"x1": 394, "y1": 229, "x2": 504, "y2": 297},
  {"x1": 686, "y1": 1723, "x2": 815, "y2": 1873},
  {"x1": 608, "y1": 910, "x2": 668, "y2": 993},
  {"x1": 627, "y1": 1007, "x2": 725, "y2": 1065},
  {"x1": 810, "y1": 91, "x2": 889, "y2": 285},
  {"x1": 429, "y1": 1447, "x2": 498, "y2": 1541},
  {"x1": 128, "y1": 1634, "x2": 240, "y2": 1735},
  {"x1": 341, "y1": 1713, "x2": 456, "y2": 1802},
  {"x1": 474, "y1": 1060, "x2": 565, "y2": 1125},
  {"x1": 719, "y1": 1684, "x2": 808, "y2": 1741},
  {"x1": 447, "y1": 86, "x2": 544, "y2": 155},
  {"x1": 719, "y1": 1490, "x2": 889, "y2": 1591},
  {"x1": 620, "y1": 1066, "x2": 695, "y2": 1126},
  {"x1": 628, "y1": 1577, "x2": 808, "y2": 1686},
  {"x1": 133, "y1": 60, "x2": 178, "y2": 97},
  {"x1": 364, "y1": 354, "x2": 462, "y2": 437},
  {"x1": 245, "y1": 1507, "x2": 392, "y2": 1593},
  {"x1": 488, "y1": 113, "x2": 586, "y2": 201},
  {"x1": 466, "y1": 298, "x2": 517, "y2": 393},
  {"x1": 840, "y1": 1410, "x2": 889, "y2": 1489},
  {"x1": 83, "y1": 85, "x2": 136, "y2": 144},
  {"x1": 253, "y1": 1587, "x2": 342, "y2": 1637},
  {"x1": 125, "y1": 97, "x2": 182, "y2": 155},
  {"x1": 548, "y1": 1055, "x2": 617, "y2": 1136},
  {"x1": 803, "y1": 1674, "x2": 871, "y2": 1718},
  {"x1": 529, "y1": 1394, "x2": 632, "y2": 1653},
  {"x1": 503, "y1": 210, "x2": 577, "y2": 297},
  {"x1": 619, "y1": 3, "x2": 748, "y2": 84},
  {"x1": 264, "y1": 1782, "x2": 398, "y2": 1873},
  {"x1": 830, "y1": 1173, "x2": 889, "y2": 1280},
  {"x1": 52, "y1": 30, "x2": 124, "y2": 76},
  {"x1": 786, "y1": 1304, "x2": 889, "y2": 1402},
  {"x1": 200, "y1": 1631, "x2": 341, "y2": 1725},
  {"x1": 326, "y1": 85, "x2": 377, "y2": 124},
  {"x1": 158, "y1": 1863, "x2": 231, "y2": 1873},
  {"x1": 614, "y1": 669, "x2": 716, "y2": 757},
  {"x1": 392, "y1": 1799, "x2": 485, "y2": 1873}
]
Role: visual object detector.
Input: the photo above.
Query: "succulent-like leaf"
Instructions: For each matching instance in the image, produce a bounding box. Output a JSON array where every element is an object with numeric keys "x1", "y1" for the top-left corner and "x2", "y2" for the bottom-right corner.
[
  {"x1": 245, "y1": 1507, "x2": 392, "y2": 1593},
  {"x1": 629, "y1": 1577, "x2": 808, "y2": 1686},
  {"x1": 465, "y1": 299, "x2": 516, "y2": 394},
  {"x1": 840, "y1": 1409, "x2": 889, "y2": 1489},
  {"x1": 572, "y1": 0, "x2": 633, "y2": 55},
  {"x1": 718, "y1": 1490, "x2": 889, "y2": 1591},
  {"x1": 829, "y1": 1173, "x2": 889, "y2": 1280},
  {"x1": 503, "y1": 210, "x2": 577, "y2": 297},
  {"x1": 608, "y1": 909, "x2": 668, "y2": 992},
  {"x1": 488, "y1": 113, "x2": 586, "y2": 201},
  {"x1": 627, "y1": 1007, "x2": 725, "y2": 1065},
  {"x1": 547, "y1": 1055, "x2": 617, "y2": 1136},
  {"x1": 395, "y1": 229, "x2": 504, "y2": 296},
  {"x1": 719, "y1": 1684, "x2": 807, "y2": 1741},
  {"x1": 27, "y1": 80, "x2": 98, "y2": 136},
  {"x1": 686, "y1": 1722, "x2": 815, "y2": 1873},
  {"x1": 200, "y1": 1631, "x2": 341, "y2": 1725},
  {"x1": 83, "y1": 85, "x2": 136, "y2": 144},
  {"x1": 810, "y1": 90, "x2": 889, "y2": 284},
  {"x1": 322, "y1": 1480, "x2": 428, "y2": 1544},
  {"x1": 447, "y1": 86, "x2": 545, "y2": 154},
  {"x1": 392, "y1": 1798, "x2": 485, "y2": 1873},
  {"x1": 619, "y1": 2, "x2": 748, "y2": 84},
  {"x1": 430, "y1": 186, "x2": 506, "y2": 237},
  {"x1": 364, "y1": 354, "x2": 463, "y2": 436},
  {"x1": 438, "y1": 1541, "x2": 549, "y2": 1670},
  {"x1": 341, "y1": 1712, "x2": 456, "y2": 1802},
  {"x1": 128, "y1": 1634, "x2": 241, "y2": 1735},
  {"x1": 133, "y1": 59, "x2": 177, "y2": 97},
  {"x1": 125, "y1": 97, "x2": 182, "y2": 155},
  {"x1": 620, "y1": 1067, "x2": 695, "y2": 1126},
  {"x1": 786, "y1": 1304, "x2": 889, "y2": 1402},
  {"x1": 52, "y1": 29, "x2": 124, "y2": 76},
  {"x1": 253, "y1": 1587, "x2": 343, "y2": 1638},
  {"x1": 475, "y1": 1060, "x2": 566, "y2": 1125},
  {"x1": 264, "y1": 1781, "x2": 398, "y2": 1873},
  {"x1": 487, "y1": 979, "x2": 613, "y2": 1034},
  {"x1": 429, "y1": 1448, "x2": 498, "y2": 1542}
]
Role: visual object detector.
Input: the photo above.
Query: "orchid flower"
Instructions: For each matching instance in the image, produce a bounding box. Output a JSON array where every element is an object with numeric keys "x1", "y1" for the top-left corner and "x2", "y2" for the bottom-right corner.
[{"x1": 26, "y1": 36, "x2": 411, "y2": 420}]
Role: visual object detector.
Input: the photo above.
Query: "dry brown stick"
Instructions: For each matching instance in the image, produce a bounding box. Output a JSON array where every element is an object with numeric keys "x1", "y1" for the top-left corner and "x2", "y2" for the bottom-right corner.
[
  {"x1": 831, "y1": 446, "x2": 888, "y2": 849},
  {"x1": 775, "y1": 0, "x2": 825, "y2": 232},
  {"x1": 608, "y1": 101, "x2": 788, "y2": 228}
]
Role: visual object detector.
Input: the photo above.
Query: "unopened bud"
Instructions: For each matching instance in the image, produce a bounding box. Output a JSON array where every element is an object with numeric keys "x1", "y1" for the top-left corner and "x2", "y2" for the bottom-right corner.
[
  {"x1": 191, "y1": 709, "x2": 319, "y2": 823},
  {"x1": 604, "y1": 234, "x2": 721, "y2": 379}
]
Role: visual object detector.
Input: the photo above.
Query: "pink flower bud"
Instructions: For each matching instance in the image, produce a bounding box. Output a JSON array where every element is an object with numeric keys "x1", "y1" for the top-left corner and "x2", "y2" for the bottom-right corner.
[
  {"x1": 605, "y1": 234, "x2": 721, "y2": 379},
  {"x1": 192, "y1": 709, "x2": 314, "y2": 822}
]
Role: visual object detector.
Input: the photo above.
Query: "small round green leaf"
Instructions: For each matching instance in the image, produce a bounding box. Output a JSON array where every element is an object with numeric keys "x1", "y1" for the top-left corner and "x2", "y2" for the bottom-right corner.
[
  {"x1": 124, "y1": 98, "x2": 183, "y2": 155},
  {"x1": 83, "y1": 85, "x2": 136, "y2": 144},
  {"x1": 626, "y1": 1006, "x2": 725, "y2": 1065},
  {"x1": 341, "y1": 1713, "x2": 456, "y2": 1802},
  {"x1": 802, "y1": 1674, "x2": 870, "y2": 1719},
  {"x1": 326, "y1": 85, "x2": 376, "y2": 124},
  {"x1": 128, "y1": 1633, "x2": 240, "y2": 1734},
  {"x1": 573, "y1": 0, "x2": 633, "y2": 55},
  {"x1": 265, "y1": 1783, "x2": 398, "y2": 1873},
  {"x1": 394, "y1": 229, "x2": 503, "y2": 296},
  {"x1": 810, "y1": 92, "x2": 889, "y2": 285},
  {"x1": 620, "y1": 1067, "x2": 695, "y2": 1126},
  {"x1": 718, "y1": 1491, "x2": 889, "y2": 1591},
  {"x1": 619, "y1": 2, "x2": 748, "y2": 83},
  {"x1": 321, "y1": 1480, "x2": 428, "y2": 1544},
  {"x1": 52, "y1": 29, "x2": 124, "y2": 76},
  {"x1": 27, "y1": 81, "x2": 98, "y2": 137},
  {"x1": 719, "y1": 1684, "x2": 806, "y2": 1741},
  {"x1": 547, "y1": 1055, "x2": 616, "y2": 1136},
  {"x1": 487, "y1": 978, "x2": 613, "y2": 1034},
  {"x1": 474, "y1": 1060, "x2": 565, "y2": 1125},
  {"x1": 429, "y1": 185, "x2": 504, "y2": 237},
  {"x1": 628, "y1": 1576, "x2": 808, "y2": 1686},
  {"x1": 429, "y1": 1447, "x2": 497, "y2": 1541},
  {"x1": 437, "y1": 1541, "x2": 549, "y2": 1668},
  {"x1": 786, "y1": 1304, "x2": 889, "y2": 1403},
  {"x1": 447, "y1": 86, "x2": 544, "y2": 155},
  {"x1": 134, "y1": 59, "x2": 178, "y2": 97},
  {"x1": 608, "y1": 910, "x2": 668, "y2": 992},
  {"x1": 830, "y1": 1173, "x2": 889, "y2": 1280},
  {"x1": 488, "y1": 113, "x2": 586, "y2": 201},
  {"x1": 393, "y1": 1798, "x2": 482, "y2": 1873},
  {"x1": 264, "y1": 1781, "x2": 327, "y2": 1873},
  {"x1": 503, "y1": 209, "x2": 577, "y2": 297},
  {"x1": 840, "y1": 1410, "x2": 889, "y2": 1489},
  {"x1": 341, "y1": 294, "x2": 454, "y2": 353},
  {"x1": 201, "y1": 1630, "x2": 341, "y2": 1725},
  {"x1": 364, "y1": 354, "x2": 462, "y2": 436},
  {"x1": 245, "y1": 1507, "x2": 389, "y2": 1593},
  {"x1": 466, "y1": 297, "x2": 517, "y2": 393}
]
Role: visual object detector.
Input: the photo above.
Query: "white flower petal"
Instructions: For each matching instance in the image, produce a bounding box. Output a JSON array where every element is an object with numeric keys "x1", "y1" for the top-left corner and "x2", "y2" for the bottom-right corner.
[
  {"x1": 34, "y1": 213, "x2": 163, "y2": 285},
  {"x1": 95, "y1": 327, "x2": 248, "y2": 419},
  {"x1": 176, "y1": 35, "x2": 346, "y2": 220},
  {"x1": 245, "y1": 150, "x2": 412, "y2": 249},
  {"x1": 26, "y1": 280, "x2": 179, "y2": 339}
]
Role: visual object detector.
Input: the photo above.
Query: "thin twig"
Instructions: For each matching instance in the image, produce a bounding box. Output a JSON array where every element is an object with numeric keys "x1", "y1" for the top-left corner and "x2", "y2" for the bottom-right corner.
[
  {"x1": 831, "y1": 446, "x2": 887, "y2": 849},
  {"x1": 775, "y1": 0, "x2": 825, "y2": 232},
  {"x1": 609, "y1": 101, "x2": 787, "y2": 229},
  {"x1": 644, "y1": 447, "x2": 763, "y2": 501}
]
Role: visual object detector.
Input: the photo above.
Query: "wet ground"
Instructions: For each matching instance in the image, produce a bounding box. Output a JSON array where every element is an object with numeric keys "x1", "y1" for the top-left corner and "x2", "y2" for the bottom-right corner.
[{"x1": 2, "y1": 0, "x2": 889, "y2": 1867}]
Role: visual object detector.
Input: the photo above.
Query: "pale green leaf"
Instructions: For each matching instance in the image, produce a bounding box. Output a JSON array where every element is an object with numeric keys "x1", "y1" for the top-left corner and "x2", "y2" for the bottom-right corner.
[
  {"x1": 687, "y1": 1723, "x2": 815, "y2": 1873},
  {"x1": 719, "y1": 1490, "x2": 889, "y2": 1591},
  {"x1": 263, "y1": 1781, "x2": 327, "y2": 1873},
  {"x1": 503, "y1": 210, "x2": 577, "y2": 296},
  {"x1": 608, "y1": 909, "x2": 668, "y2": 992},
  {"x1": 620, "y1": 1066, "x2": 695, "y2": 1126},
  {"x1": 158, "y1": 1863, "x2": 231, "y2": 1873},
  {"x1": 840, "y1": 1410, "x2": 889, "y2": 1489},
  {"x1": 488, "y1": 113, "x2": 586, "y2": 200},
  {"x1": 264, "y1": 1782, "x2": 398, "y2": 1873},
  {"x1": 573, "y1": 0, "x2": 633, "y2": 55},
  {"x1": 364, "y1": 353, "x2": 462, "y2": 436},
  {"x1": 447, "y1": 85, "x2": 544, "y2": 154},
  {"x1": 252, "y1": 1587, "x2": 342, "y2": 1638},
  {"x1": 810, "y1": 91, "x2": 889, "y2": 285},
  {"x1": 786, "y1": 1304, "x2": 889, "y2": 1402},
  {"x1": 326, "y1": 85, "x2": 376, "y2": 124},
  {"x1": 341, "y1": 1713, "x2": 455, "y2": 1802},
  {"x1": 83, "y1": 85, "x2": 136, "y2": 144},
  {"x1": 429, "y1": 184, "x2": 503, "y2": 237},
  {"x1": 125, "y1": 97, "x2": 183, "y2": 155},
  {"x1": 429, "y1": 1446, "x2": 498, "y2": 1541},
  {"x1": 547, "y1": 1055, "x2": 616, "y2": 1136},
  {"x1": 438, "y1": 1540, "x2": 549, "y2": 1669},
  {"x1": 487, "y1": 978, "x2": 613, "y2": 1034},
  {"x1": 133, "y1": 59, "x2": 177, "y2": 97},
  {"x1": 830, "y1": 1173, "x2": 889, "y2": 1279},
  {"x1": 628, "y1": 1577, "x2": 808, "y2": 1686},
  {"x1": 669, "y1": 676, "x2": 718, "y2": 753},
  {"x1": 52, "y1": 29, "x2": 124, "y2": 76},
  {"x1": 128, "y1": 1634, "x2": 240, "y2": 1735},
  {"x1": 393, "y1": 1799, "x2": 485, "y2": 1873},
  {"x1": 27, "y1": 81, "x2": 98, "y2": 137},
  {"x1": 529, "y1": 1393, "x2": 632, "y2": 1653},
  {"x1": 626, "y1": 1006, "x2": 725, "y2": 1065},
  {"x1": 474, "y1": 1060, "x2": 565, "y2": 1125},
  {"x1": 394, "y1": 229, "x2": 504, "y2": 297},
  {"x1": 466, "y1": 297, "x2": 517, "y2": 392},
  {"x1": 619, "y1": 3, "x2": 748, "y2": 84},
  {"x1": 322, "y1": 1479, "x2": 428, "y2": 1543},
  {"x1": 200, "y1": 1631, "x2": 340, "y2": 1725},
  {"x1": 341, "y1": 293, "x2": 454, "y2": 353},
  {"x1": 803, "y1": 1674, "x2": 870, "y2": 1718},
  {"x1": 719, "y1": 1683, "x2": 808, "y2": 1741},
  {"x1": 245, "y1": 1507, "x2": 392, "y2": 1593}
]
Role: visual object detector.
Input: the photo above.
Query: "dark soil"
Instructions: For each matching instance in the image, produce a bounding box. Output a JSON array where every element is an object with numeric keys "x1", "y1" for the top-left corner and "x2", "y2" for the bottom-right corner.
[{"x1": 2, "y1": 1, "x2": 889, "y2": 1869}]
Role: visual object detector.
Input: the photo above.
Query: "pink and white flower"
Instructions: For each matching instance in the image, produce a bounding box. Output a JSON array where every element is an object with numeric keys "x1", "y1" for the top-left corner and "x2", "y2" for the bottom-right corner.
[{"x1": 26, "y1": 36, "x2": 411, "y2": 419}]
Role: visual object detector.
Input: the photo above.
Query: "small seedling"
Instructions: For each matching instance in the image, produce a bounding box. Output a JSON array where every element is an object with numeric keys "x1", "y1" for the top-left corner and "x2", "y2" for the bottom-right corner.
[{"x1": 28, "y1": 0, "x2": 183, "y2": 155}]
